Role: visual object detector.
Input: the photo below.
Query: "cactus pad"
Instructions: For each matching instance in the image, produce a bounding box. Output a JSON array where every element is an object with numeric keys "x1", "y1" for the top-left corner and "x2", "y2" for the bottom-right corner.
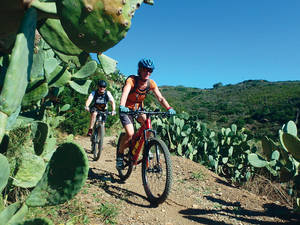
[
  {"x1": 0, "y1": 202, "x2": 28, "y2": 225},
  {"x1": 53, "y1": 50, "x2": 90, "y2": 67},
  {"x1": 282, "y1": 120, "x2": 298, "y2": 136},
  {"x1": 281, "y1": 133, "x2": 300, "y2": 162},
  {"x1": 261, "y1": 136, "x2": 272, "y2": 160},
  {"x1": 38, "y1": 18, "x2": 84, "y2": 55},
  {"x1": 248, "y1": 153, "x2": 268, "y2": 168},
  {"x1": 22, "y1": 82, "x2": 49, "y2": 106},
  {"x1": 0, "y1": 202, "x2": 21, "y2": 225},
  {"x1": 31, "y1": 122, "x2": 49, "y2": 156},
  {"x1": 0, "y1": 154, "x2": 10, "y2": 193},
  {"x1": 72, "y1": 61, "x2": 97, "y2": 79},
  {"x1": 47, "y1": 65, "x2": 71, "y2": 87},
  {"x1": 98, "y1": 54, "x2": 118, "y2": 74},
  {"x1": 12, "y1": 152, "x2": 46, "y2": 188},
  {"x1": 19, "y1": 218, "x2": 54, "y2": 225},
  {"x1": 56, "y1": 0, "x2": 147, "y2": 52},
  {"x1": 26, "y1": 142, "x2": 89, "y2": 206}
]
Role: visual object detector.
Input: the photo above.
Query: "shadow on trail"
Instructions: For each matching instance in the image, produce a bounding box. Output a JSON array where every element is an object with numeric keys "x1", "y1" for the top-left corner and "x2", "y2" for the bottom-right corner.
[
  {"x1": 88, "y1": 167, "x2": 119, "y2": 183},
  {"x1": 179, "y1": 196, "x2": 300, "y2": 225},
  {"x1": 214, "y1": 178, "x2": 235, "y2": 188},
  {"x1": 87, "y1": 168, "x2": 157, "y2": 209}
]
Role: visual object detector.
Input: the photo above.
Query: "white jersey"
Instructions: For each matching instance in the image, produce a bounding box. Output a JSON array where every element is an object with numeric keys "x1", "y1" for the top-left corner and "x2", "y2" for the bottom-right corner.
[{"x1": 91, "y1": 90, "x2": 114, "y2": 102}]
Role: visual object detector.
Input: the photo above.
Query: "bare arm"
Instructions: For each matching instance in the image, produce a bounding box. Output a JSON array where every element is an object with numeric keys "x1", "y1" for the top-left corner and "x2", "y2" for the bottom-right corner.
[
  {"x1": 107, "y1": 91, "x2": 116, "y2": 112},
  {"x1": 110, "y1": 99, "x2": 116, "y2": 112},
  {"x1": 85, "y1": 93, "x2": 94, "y2": 110},
  {"x1": 120, "y1": 83, "x2": 131, "y2": 106},
  {"x1": 152, "y1": 86, "x2": 171, "y2": 110}
]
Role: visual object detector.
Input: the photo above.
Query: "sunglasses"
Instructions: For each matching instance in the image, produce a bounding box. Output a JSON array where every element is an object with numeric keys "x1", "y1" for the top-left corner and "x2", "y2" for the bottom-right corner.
[
  {"x1": 143, "y1": 67, "x2": 153, "y2": 73},
  {"x1": 98, "y1": 86, "x2": 106, "y2": 88}
]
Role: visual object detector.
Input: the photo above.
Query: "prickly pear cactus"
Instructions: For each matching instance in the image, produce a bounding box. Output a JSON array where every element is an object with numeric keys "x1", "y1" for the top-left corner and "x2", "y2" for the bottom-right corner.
[
  {"x1": 253, "y1": 120, "x2": 300, "y2": 211},
  {"x1": 0, "y1": 0, "x2": 148, "y2": 142},
  {"x1": 56, "y1": 0, "x2": 153, "y2": 52},
  {"x1": 26, "y1": 142, "x2": 89, "y2": 206},
  {"x1": 0, "y1": 0, "x2": 151, "y2": 223},
  {"x1": 281, "y1": 132, "x2": 300, "y2": 162},
  {"x1": 0, "y1": 7, "x2": 36, "y2": 142}
]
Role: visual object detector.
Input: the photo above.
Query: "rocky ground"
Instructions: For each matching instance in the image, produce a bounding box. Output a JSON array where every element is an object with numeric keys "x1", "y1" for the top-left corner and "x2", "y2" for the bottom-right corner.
[{"x1": 72, "y1": 135, "x2": 300, "y2": 225}]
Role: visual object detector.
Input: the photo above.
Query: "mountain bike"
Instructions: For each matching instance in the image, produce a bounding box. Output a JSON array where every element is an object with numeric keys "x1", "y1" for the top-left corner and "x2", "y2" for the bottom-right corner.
[
  {"x1": 116, "y1": 110, "x2": 173, "y2": 205},
  {"x1": 91, "y1": 111, "x2": 111, "y2": 161}
]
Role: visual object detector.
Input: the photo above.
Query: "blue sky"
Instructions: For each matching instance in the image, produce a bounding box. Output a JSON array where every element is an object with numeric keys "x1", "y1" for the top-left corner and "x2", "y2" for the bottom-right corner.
[{"x1": 92, "y1": 0, "x2": 300, "y2": 89}]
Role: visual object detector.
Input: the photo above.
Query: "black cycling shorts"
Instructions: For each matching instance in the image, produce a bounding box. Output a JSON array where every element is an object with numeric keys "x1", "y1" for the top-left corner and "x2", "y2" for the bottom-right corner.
[
  {"x1": 90, "y1": 107, "x2": 107, "y2": 122},
  {"x1": 119, "y1": 112, "x2": 134, "y2": 126}
]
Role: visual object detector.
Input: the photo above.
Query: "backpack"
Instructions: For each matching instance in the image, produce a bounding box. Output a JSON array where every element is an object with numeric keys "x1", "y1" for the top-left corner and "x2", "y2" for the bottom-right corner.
[
  {"x1": 93, "y1": 90, "x2": 109, "y2": 111},
  {"x1": 126, "y1": 75, "x2": 150, "y2": 97}
]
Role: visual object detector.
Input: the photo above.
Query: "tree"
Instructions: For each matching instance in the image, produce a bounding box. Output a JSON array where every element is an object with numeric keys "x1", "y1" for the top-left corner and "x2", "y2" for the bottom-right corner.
[{"x1": 213, "y1": 82, "x2": 223, "y2": 89}]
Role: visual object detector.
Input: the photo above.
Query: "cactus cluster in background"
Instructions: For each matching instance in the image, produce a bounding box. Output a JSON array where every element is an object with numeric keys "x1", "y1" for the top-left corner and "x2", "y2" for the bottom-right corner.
[
  {"x1": 247, "y1": 120, "x2": 300, "y2": 211},
  {"x1": 0, "y1": 0, "x2": 153, "y2": 223},
  {"x1": 152, "y1": 114, "x2": 258, "y2": 184},
  {"x1": 152, "y1": 113, "x2": 300, "y2": 211}
]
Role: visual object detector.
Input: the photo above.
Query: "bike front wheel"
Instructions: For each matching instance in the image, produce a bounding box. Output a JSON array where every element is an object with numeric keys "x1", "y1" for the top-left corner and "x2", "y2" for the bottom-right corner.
[
  {"x1": 92, "y1": 124, "x2": 104, "y2": 161},
  {"x1": 142, "y1": 137, "x2": 172, "y2": 205},
  {"x1": 116, "y1": 132, "x2": 133, "y2": 181}
]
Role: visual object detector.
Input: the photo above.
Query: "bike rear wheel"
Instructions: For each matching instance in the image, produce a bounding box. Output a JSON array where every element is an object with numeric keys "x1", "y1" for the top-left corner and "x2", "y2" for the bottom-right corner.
[
  {"x1": 116, "y1": 132, "x2": 133, "y2": 181},
  {"x1": 92, "y1": 124, "x2": 104, "y2": 161},
  {"x1": 142, "y1": 137, "x2": 172, "y2": 205}
]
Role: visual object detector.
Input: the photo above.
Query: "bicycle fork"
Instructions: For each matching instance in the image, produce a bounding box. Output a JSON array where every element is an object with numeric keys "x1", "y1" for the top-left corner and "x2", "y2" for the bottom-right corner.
[
  {"x1": 92, "y1": 122, "x2": 104, "y2": 143},
  {"x1": 144, "y1": 129, "x2": 160, "y2": 168}
]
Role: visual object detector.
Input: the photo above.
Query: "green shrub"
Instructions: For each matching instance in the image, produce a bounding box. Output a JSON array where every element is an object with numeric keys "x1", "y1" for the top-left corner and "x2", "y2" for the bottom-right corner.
[{"x1": 218, "y1": 116, "x2": 228, "y2": 123}]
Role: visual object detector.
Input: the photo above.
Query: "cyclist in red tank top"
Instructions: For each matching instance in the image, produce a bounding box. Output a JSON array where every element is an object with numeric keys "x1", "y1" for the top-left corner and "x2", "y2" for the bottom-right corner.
[{"x1": 116, "y1": 58, "x2": 176, "y2": 169}]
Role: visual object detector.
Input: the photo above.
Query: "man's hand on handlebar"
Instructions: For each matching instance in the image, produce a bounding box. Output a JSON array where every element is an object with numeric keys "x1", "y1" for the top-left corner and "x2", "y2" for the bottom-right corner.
[{"x1": 84, "y1": 106, "x2": 90, "y2": 112}]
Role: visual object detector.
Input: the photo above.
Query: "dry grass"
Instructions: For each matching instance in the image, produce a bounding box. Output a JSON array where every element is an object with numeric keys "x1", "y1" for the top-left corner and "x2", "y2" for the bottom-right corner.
[{"x1": 242, "y1": 174, "x2": 293, "y2": 208}]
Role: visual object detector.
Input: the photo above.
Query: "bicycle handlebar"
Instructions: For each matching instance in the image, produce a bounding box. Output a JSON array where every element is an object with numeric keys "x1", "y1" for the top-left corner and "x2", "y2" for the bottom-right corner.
[
  {"x1": 97, "y1": 111, "x2": 113, "y2": 115},
  {"x1": 125, "y1": 110, "x2": 171, "y2": 117}
]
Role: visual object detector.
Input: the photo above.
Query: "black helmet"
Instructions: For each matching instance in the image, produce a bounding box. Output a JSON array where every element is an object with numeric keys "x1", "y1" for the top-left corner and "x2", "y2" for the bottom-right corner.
[
  {"x1": 97, "y1": 80, "x2": 107, "y2": 87},
  {"x1": 138, "y1": 58, "x2": 155, "y2": 71}
]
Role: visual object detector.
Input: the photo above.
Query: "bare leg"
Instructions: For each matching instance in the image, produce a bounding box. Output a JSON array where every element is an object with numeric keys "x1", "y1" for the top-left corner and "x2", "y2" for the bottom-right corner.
[
  {"x1": 119, "y1": 123, "x2": 134, "y2": 154},
  {"x1": 89, "y1": 112, "x2": 97, "y2": 129}
]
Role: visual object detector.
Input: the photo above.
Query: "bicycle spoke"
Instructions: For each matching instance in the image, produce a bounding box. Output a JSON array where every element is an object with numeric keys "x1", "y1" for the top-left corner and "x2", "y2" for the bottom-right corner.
[
  {"x1": 116, "y1": 133, "x2": 133, "y2": 180},
  {"x1": 147, "y1": 147, "x2": 166, "y2": 195},
  {"x1": 142, "y1": 138, "x2": 172, "y2": 205},
  {"x1": 93, "y1": 124, "x2": 104, "y2": 161}
]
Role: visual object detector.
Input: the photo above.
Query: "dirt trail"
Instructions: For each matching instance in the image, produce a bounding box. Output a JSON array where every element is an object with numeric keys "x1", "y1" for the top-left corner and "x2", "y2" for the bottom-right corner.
[{"x1": 73, "y1": 135, "x2": 299, "y2": 225}]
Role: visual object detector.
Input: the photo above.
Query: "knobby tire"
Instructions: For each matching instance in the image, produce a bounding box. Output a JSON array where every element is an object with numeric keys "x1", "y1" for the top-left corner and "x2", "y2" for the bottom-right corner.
[
  {"x1": 116, "y1": 132, "x2": 133, "y2": 181},
  {"x1": 142, "y1": 137, "x2": 172, "y2": 205},
  {"x1": 92, "y1": 123, "x2": 104, "y2": 161}
]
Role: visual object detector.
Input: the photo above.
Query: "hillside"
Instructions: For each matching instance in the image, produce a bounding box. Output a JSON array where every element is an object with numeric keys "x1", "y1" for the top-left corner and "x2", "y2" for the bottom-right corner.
[
  {"x1": 159, "y1": 80, "x2": 300, "y2": 139},
  {"x1": 26, "y1": 135, "x2": 300, "y2": 224}
]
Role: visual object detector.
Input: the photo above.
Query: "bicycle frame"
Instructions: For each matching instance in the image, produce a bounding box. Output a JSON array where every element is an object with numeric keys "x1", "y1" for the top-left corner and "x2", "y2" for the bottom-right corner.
[
  {"x1": 91, "y1": 111, "x2": 111, "y2": 143},
  {"x1": 131, "y1": 115, "x2": 156, "y2": 165},
  {"x1": 94, "y1": 111, "x2": 110, "y2": 128}
]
